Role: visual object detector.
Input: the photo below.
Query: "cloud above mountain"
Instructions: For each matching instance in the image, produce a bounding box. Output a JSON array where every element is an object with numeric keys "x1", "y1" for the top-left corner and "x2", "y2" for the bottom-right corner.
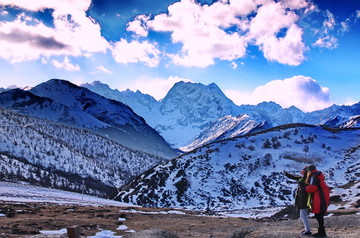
[
  {"x1": 225, "y1": 75, "x2": 332, "y2": 112},
  {"x1": 0, "y1": 0, "x2": 314, "y2": 67},
  {"x1": 128, "y1": 0, "x2": 310, "y2": 67},
  {"x1": 0, "y1": 0, "x2": 108, "y2": 64}
]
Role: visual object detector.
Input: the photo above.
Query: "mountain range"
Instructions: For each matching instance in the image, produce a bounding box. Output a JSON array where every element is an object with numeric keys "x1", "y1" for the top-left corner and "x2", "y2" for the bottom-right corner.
[{"x1": 82, "y1": 80, "x2": 360, "y2": 151}]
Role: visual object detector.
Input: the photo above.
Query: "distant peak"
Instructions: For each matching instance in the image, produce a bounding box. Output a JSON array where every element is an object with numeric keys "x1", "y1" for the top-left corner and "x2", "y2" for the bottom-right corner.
[
  {"x1": 257, "y1": 101, "x2": 282, "y2": 108},
  {"x1": 90, "y1": 80, "x2": 103, "y2": 85},
  {"x1": 7, "y1": 84, "x2": 18, "y2": 89},
  {"x1": 31, "y1": 79, "x2": 82, "y2": 93},
  {"x1": 82, "y1": 80, "x2": 111, "y2": 89}
]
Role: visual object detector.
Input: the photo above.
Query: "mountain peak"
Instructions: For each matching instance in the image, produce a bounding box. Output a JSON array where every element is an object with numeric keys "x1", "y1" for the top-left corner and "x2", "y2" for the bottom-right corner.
[{"x1": 81, "y1": 81, "x2": 116, "y2": 92}]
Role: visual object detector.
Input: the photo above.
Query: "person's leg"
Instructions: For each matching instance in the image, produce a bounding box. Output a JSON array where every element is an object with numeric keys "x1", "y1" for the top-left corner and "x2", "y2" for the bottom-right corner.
[
  {"x1": 313, "y1": 213, "x2": 326, "y2": 237},
  {"x1": 300, "y1": 209, "x2": 311, "y2": 233},
  {"x1": 315, "y1": 213, "x2": 324, "y2": 228}
]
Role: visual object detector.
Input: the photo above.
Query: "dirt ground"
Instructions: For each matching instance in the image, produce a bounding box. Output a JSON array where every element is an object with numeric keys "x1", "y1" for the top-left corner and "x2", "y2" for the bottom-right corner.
[{"x1": 0, "y1": 201, "x2": 359, "y2": 238}]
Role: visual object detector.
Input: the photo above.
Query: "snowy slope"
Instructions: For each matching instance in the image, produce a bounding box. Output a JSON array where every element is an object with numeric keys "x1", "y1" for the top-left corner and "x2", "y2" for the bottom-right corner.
[
  {"x1": 322, "y1": 115, "x2": 360, "y2": 128},
  {"x1": 180, "y1": 114, "x2": 271, "y2": 151},
  {"x1": 0, "y1": 88, "x2": 108, "y2": 128},
  {"x1": 0, "y1": 107, "x2": 167, "y2": 197},
  {"x1": 0, "y1": 181, "x2": 133, "y2": 207},
  {"x1": 117, "y1": 124, "x2": 360, "y2": 211},
  {"x1": 0, "y1": 79, "x2": 176, "y2": 158}
]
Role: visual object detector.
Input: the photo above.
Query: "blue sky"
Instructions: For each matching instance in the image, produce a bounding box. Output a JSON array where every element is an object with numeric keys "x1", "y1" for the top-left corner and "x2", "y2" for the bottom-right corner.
[{"x1": 0, "y1": 0, "x2": 359, "y2": 112}]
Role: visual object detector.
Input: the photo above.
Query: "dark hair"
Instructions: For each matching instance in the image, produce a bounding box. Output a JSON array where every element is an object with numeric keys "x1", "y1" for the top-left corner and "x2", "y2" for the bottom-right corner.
[{"x1": 308, "y1": 165, "x2": 316, "y2": 171}]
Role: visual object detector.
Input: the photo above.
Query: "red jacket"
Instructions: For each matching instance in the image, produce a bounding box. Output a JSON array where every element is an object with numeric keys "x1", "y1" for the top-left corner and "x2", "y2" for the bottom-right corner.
[{"x1": 306, "y1": 170, "x2": 330, "y2": 214}]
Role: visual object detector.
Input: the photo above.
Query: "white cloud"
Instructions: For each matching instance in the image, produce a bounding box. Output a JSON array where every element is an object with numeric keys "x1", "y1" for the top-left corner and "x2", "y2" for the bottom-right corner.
[
  {"x1": 111, "y1": 39, "x2": 161, "y2": 67},
  {"x1": 230, "y1": 61, "x2": 238, "y2": 69},
  {"x1": 0, "y1": 0, "x2": 91, "y2": 12},
  {"x1": 312, "y1": 10, "x2": 340, "y2": 49},
  {"x1": 225, "y1": 75, "x2": 332, "y2": 112},
  {"x1": 279, "y1": 0, "x2": 309, "y2": 10},
  {"x1": 313, "y1": 35, "x2": 338, "y2": 49},
  {"x1": 92, "y1": 65, "x2": 112, "y2": 74},
  {"x1": 256, "y1": 24, "x2": 306, "y2": 65},
  {"x1": 357, "y1": 10, "x2": 360, "y2": 19},
  {"x1": 125, "y1": 76, "x2": 192, "y2": 100},
  {"x1": 126, "y1": 15, "x2": 150, "y2": 37},
  {"x1": 52, "y1": 56, "x2": 80, "y2": 71},
  {"x1": 323, "y1": 10, "x2": 335, "y2": 34},
  {"x1": 145, "y1": 0, "x2": 249, "y2": 67},
  {"x1": 340, "y1": 21, "x2": 349, "y2": 33},
  {"x1": 248, "y1": 2, "x2": 307, "y2": 65},
  {"x1": 136, "y1": 0, "x2": 310, "y2": 67},
  {"x1": 0, "y1": 0, "x2": 109, "y2": 63}
]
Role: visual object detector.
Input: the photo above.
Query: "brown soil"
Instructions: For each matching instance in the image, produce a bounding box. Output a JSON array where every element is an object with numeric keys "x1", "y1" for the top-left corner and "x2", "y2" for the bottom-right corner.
[{"x1": 0, "y1": 201, "x2": 359, "y2": 238}]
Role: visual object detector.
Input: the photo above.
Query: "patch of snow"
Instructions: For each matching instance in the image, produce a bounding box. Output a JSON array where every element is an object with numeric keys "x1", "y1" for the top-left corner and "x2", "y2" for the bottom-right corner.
[
  {"x1": 117, "y1": 225, "x2": 128, "y2": 230},
  {"x1": 39, "y1": 228, "x2": 67, "y2": 235},
  {"x1": 215, "y1": 207, "x2": 284, "y2": 219},
  {"x1": 0, "y1": 213, "x2": 5, "y2": 217},
  {"x1": 119, "y1": 209, "x2": 186, "y2": 215},
  {"x1": 89, "y1": 230, "x2": 123, "y2": 238}
]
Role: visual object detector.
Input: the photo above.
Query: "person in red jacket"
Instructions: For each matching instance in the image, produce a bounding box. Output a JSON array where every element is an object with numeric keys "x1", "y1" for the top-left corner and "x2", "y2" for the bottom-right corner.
[{"x1": 306, "y1": 165, "x2": 330, "y2": 237}]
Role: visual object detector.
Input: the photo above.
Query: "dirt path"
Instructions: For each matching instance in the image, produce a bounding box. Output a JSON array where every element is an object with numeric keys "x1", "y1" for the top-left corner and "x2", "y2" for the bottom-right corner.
[{"x1": 0, "y1": 202, "x2": 359, "y2": 238}]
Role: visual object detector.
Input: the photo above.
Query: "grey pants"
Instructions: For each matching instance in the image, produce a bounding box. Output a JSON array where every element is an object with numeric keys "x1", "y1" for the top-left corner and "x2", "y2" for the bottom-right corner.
[{"x1": 300, "y1": 208, "x2": 311, "y2": 232}]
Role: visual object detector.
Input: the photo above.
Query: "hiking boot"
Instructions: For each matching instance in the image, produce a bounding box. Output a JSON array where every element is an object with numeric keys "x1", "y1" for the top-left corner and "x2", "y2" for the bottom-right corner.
[
  {"x1": 301, "y1": 231, "x2": 312, "y2": 236},
  {"x1": 312, "y1": 227, "x2": 326, "y2": 237}
]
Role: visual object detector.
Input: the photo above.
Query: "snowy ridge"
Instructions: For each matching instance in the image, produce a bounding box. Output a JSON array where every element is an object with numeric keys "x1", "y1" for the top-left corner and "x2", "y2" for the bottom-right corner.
[
  {"x1": 322, "y1": 115, "x2": 360, "y2": 128},
  {"x1": 117, "y1": 124, "x2": 360, "y2": 211},
  {"x1": 0, "y1": 88, "x2": 108, "y2": 128},
  {"x1": 83, "y1": 81, "x2": 360, "y2": 150},
  {"x1": 81, "y1": 81, "x2": 161, "y2": 126},
  {"x1": 0, "y1": 107, "x2": 167, "y2": 197}
]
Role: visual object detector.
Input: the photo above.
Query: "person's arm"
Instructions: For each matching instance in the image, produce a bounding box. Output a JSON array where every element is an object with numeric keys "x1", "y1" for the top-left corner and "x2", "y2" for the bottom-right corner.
[{"x1": 283, "y1": 171, "x2": 302, "y2": 181}]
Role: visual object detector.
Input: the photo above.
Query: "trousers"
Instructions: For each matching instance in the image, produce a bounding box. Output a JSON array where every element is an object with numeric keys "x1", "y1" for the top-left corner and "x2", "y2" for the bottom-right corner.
[{"x1": 300, "y1": 208, "x2": 311, "y2": 232}]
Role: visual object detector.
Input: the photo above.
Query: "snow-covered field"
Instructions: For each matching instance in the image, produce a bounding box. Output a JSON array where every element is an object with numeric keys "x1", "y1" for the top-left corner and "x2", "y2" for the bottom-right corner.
[
  {"x1": 0, "y1": 181, "x2": 134, "y2": 207},
  {"x1": 0, "y1": 181, "x2": 284, "y2": 218},
  {"x1": 0, "y1": 182, "x2": 138, "y2": 237}
]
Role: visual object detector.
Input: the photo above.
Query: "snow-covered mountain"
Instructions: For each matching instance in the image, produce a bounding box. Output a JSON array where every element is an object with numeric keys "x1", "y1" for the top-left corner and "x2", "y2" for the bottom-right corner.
[
  {"x1": 0, "y1": 79, "x2": 176, "y2": 158},
  {"x1": 117, "y1": 124, "x2": 360, "y2": 211},
  {"x1": 83, "y1": 81, "x2": 238, "y2": 148},
  {"x1": 83, "y1": 81, "x2": 360, "y2": 151},
  {"x1": 180, "y1": 114, "x2": 271, "y2": 151},
  {"x1": 0, "y1": 107, "x2": 167, "y2": 197}
]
